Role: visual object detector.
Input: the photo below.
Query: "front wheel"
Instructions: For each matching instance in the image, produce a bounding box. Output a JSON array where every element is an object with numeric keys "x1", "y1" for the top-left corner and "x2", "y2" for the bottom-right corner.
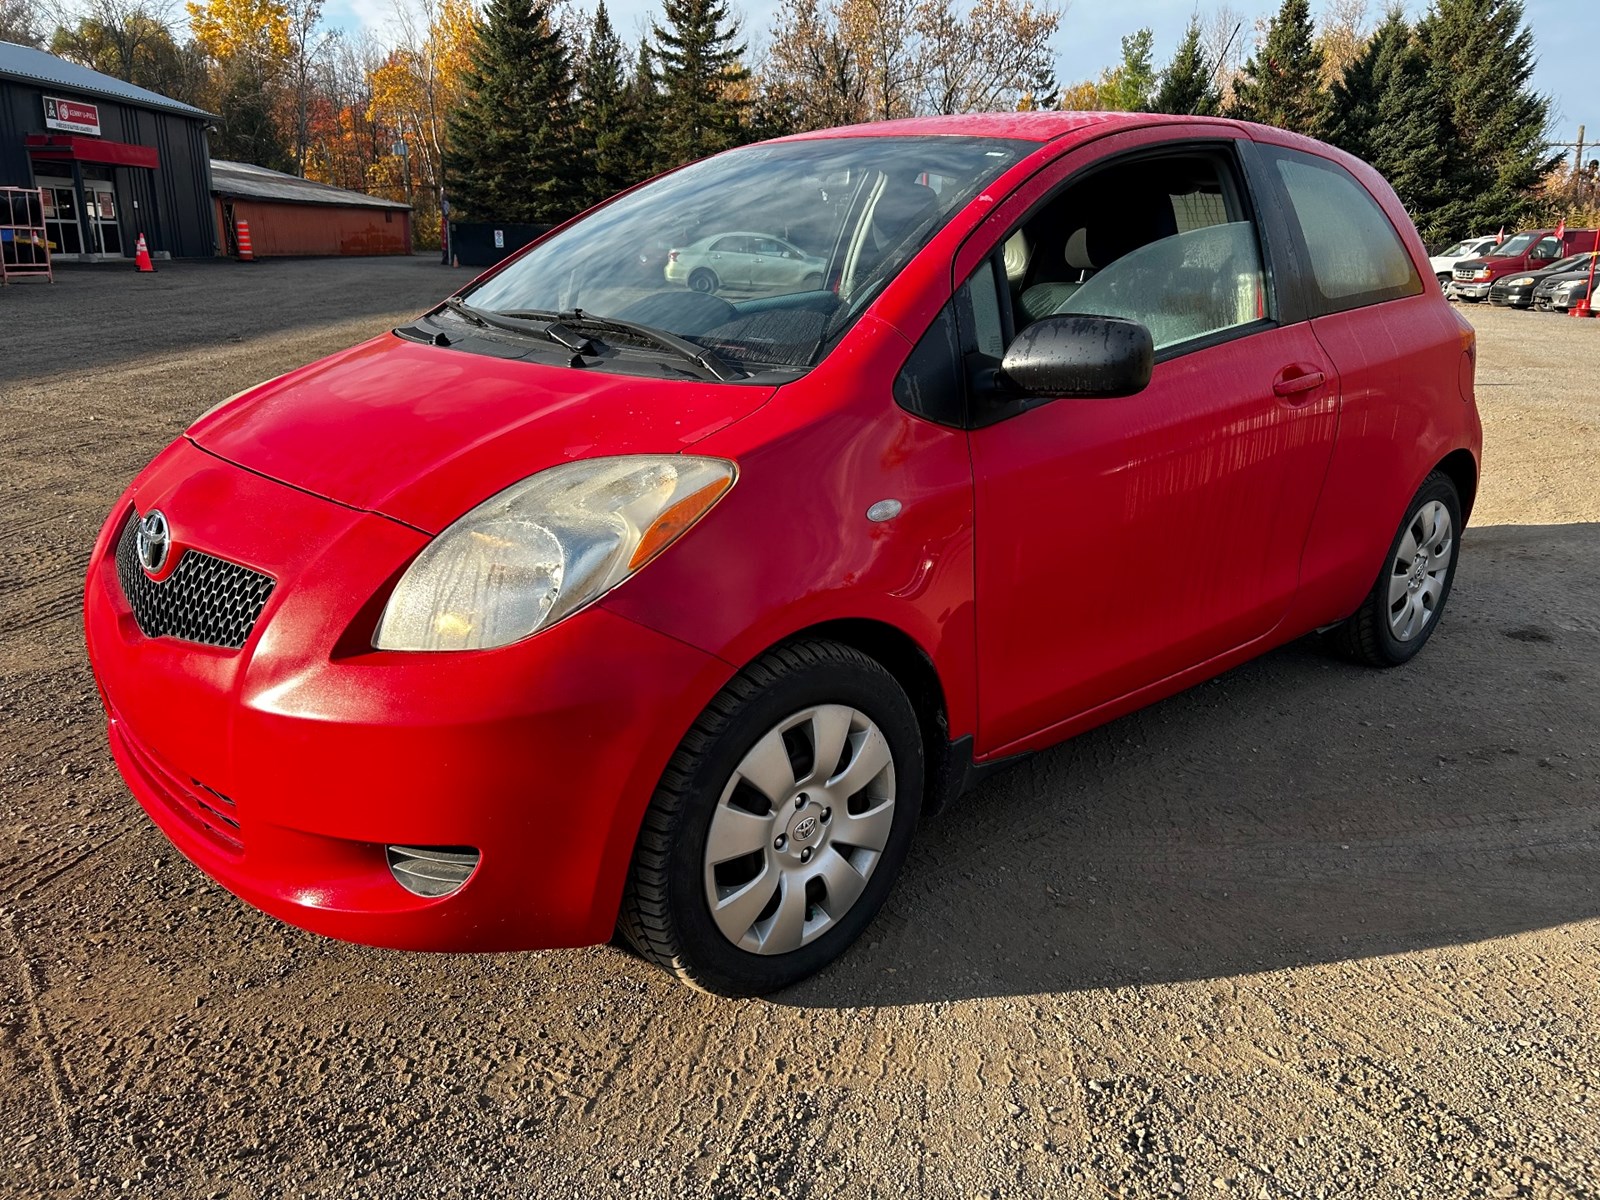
[
  {"x1": 1332, "y1": 471, "x2": 1462, "y2": 667},
  {"x1": 619, "y1": 640, "x2": 923, "y2": 995},
  {"x1": 688, "y1": 268, "x2": 718, "y2": 294}
]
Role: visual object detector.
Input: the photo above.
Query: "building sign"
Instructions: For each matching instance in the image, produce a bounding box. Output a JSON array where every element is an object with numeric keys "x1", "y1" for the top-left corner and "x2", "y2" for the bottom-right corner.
[{"x1": 44, "y1": 97, "x2": 101, "y2": 136}]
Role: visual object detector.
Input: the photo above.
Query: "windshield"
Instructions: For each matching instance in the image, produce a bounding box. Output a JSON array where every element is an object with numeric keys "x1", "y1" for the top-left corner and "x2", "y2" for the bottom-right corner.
[
  {"x1": 462, "y1": 136, "x2": 1027, "y2": 374},
  {"x1": 1439, "y1": 240, "x2": 1472, "y2": 257},
  {"x1": 1489, "y1": 233, "x2": 1536, "y2": 257}
]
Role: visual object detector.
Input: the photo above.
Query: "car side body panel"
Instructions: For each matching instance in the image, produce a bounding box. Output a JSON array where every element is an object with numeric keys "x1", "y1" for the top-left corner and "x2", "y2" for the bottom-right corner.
[
  {"x1": 1243, "y1": 126, "x2": 1482, "y2": 633},
  {"x1": 599, "y1": 313, "x2": 982, "y2": 745}
]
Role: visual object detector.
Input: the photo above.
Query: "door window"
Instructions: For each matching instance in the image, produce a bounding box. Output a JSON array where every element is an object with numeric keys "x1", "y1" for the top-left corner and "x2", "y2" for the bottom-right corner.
[
  {"x1": 1001, "y1": 151, "x2": 1268, "y2": 353},
  {"x1": 1263, "y1": 147, "x2": 1422, "y2": 315},
  {"x1": 37, "y1": 178, "x2": 83, "y2": 255}
]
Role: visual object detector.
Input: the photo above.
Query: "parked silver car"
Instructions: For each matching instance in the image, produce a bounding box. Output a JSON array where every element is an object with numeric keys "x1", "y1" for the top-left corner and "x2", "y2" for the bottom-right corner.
[{"x1": 663, "y1": 231, "x2": 827, "y2": 294}]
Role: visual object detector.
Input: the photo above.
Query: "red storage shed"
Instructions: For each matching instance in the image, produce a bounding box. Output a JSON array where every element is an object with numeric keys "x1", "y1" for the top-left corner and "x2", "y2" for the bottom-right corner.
[{"x1": 211, "y1": 159, "x2": 411, "y2": 257}]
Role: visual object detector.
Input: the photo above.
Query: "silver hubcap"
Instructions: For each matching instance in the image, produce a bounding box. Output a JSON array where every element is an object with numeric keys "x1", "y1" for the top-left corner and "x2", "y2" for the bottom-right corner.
[
  {"x1": 702, "y1": 705, "x2": 895, "y2": 955},
  {"x1": 1388, "y1": 500, "x2": 1454, "y2": 641}
]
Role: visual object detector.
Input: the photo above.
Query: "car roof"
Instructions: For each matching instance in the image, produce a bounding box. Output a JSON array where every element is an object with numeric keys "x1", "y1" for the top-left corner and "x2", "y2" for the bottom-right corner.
[{"x1": 771, "y1": 111, "x2": 1242, "y2": 145}]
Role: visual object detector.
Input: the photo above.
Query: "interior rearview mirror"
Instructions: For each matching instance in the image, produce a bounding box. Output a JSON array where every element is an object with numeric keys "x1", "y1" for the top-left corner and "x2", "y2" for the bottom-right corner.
[{"x1": 1000, "y1": 314, "x2": 1155, "y2": 399}]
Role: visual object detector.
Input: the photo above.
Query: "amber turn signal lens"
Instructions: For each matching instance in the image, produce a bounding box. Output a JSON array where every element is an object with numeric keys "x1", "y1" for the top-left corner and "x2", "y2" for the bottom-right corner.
[{"x1": 630, "y1": 477, "x2": 733, "y2": 571}]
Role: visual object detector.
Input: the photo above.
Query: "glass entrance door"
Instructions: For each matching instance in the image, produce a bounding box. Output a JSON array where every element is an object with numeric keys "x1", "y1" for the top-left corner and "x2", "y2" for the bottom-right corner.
[
  {"x1": 36, "y1": 175, "x2": 83, "y2": 255},
  {"x1": 86, "y1": 182, "x2": 122, "y2": 255}
]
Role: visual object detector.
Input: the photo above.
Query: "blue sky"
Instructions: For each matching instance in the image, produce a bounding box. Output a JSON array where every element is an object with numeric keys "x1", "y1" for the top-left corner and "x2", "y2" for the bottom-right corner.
[{"x1": 323, "y1": 0, "x2": 1593, "y2": 160}]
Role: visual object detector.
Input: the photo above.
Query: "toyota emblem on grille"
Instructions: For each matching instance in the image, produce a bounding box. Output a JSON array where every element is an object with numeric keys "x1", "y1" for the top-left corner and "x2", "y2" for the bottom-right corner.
[{"x1": 135, "y1": 510, "x2": 171, "y2": 575}]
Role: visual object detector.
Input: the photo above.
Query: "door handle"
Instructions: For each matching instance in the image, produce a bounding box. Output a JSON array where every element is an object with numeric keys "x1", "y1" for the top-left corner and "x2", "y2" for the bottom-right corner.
[{"x1": 1272, "y1": 366, "x2": 1326, "y2": 398}]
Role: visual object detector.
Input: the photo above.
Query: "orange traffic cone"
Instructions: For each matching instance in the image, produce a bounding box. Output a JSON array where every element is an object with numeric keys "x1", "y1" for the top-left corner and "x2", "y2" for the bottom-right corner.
[
  {"x1": 134, "y1": 232, "x2": 154, "y2": 272},
  {"x1": 1571, "y1": 296, "x2": 1594, "y2": 318}
]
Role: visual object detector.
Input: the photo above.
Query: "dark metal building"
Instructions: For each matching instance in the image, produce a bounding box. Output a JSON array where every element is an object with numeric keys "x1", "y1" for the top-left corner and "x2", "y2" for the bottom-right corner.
[{"x1": 0, "y1": 41, "x2": 216, "y2": 261}]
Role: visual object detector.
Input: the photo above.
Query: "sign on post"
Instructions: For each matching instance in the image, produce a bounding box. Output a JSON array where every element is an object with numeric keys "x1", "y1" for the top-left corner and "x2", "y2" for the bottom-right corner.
[
  {"x1": 43, "y1": 97, "x2": 101, "y2": 136},
  {"x1": 493, "y1": 229, "x2": 505, "y2": 249}
]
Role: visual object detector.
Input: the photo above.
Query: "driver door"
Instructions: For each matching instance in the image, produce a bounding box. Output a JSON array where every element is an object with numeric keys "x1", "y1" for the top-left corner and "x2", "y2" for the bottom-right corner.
[{"x1": 964, "y1": 135, "x2": 1341, "y2": 755}]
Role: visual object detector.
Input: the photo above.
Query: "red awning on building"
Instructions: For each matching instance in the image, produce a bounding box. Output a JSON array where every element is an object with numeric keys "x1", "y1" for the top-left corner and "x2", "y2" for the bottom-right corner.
[{"x1": 23, "y1": 134, "x2": 159, "y2": 169}]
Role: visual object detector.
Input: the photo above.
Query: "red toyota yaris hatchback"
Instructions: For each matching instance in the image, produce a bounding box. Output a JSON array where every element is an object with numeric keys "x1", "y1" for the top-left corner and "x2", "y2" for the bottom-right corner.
[{"x1": 85, "y1": 113, "x2": 1482, "y2": 995}]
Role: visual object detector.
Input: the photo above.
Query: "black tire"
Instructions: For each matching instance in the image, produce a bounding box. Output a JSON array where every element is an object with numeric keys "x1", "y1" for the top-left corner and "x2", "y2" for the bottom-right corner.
[
  {"x1": 1332, "y1": 471, "x2": 1462, "y2": 668},
  {"x1": 619, "y1": 640, "x2": 924, "y2": 995},
  {"x1": 802, "y1": 272, "x2": 823, "y2": 290},
  {"x1": 688, "y1": 268, "x2": 717, "y2": 294}
]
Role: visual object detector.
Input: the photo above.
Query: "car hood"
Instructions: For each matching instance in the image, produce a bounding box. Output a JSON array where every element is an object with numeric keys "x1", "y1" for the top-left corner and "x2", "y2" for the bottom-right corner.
[
  {"x1": 1537, "y1": 269, "x2": 1598, "y2": 284},
  {"x1": 189, "y1": 334, "x2": 776, "y2": 534}
]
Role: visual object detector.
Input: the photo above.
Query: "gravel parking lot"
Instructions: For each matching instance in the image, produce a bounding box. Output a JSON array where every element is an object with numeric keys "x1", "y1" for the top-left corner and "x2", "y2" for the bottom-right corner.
[{"x1": 2, "y1": 259, "x2": 1597, "y2": 1199}]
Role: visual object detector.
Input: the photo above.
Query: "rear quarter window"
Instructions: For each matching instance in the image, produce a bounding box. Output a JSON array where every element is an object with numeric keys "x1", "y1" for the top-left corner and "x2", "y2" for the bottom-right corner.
[{"x1": 1263, "y1": 147, "x2": 1422, "y2": 316}]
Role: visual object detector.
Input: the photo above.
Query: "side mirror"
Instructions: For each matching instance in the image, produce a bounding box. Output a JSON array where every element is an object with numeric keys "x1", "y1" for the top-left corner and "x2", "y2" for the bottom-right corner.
[{"x1": 1000, "y1": 314, "x2": 1154, "y2": 399}]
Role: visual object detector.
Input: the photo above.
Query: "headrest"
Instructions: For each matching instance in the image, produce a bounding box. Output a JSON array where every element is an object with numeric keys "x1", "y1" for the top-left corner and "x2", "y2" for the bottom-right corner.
[
  {"x1": 1002, "y1": 230, "x2": 1030, "y2": 284},
  {"x1": 1064, "y1": 226, "x2": 1093, "y2": 271}
]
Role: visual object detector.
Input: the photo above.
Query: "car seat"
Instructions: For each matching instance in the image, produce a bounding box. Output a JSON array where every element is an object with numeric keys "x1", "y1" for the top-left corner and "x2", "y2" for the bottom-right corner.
[{"x1": 1017, "y1": 227, "x2": 1096, "y2": 323}]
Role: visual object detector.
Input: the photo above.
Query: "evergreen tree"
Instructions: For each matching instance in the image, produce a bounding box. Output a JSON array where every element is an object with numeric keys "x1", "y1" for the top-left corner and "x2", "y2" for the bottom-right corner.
[
  {"x1": 626, "y1": 40, "x2": 664, "y2": 177},
  {"x1": 1417, "y1": 0, "x2": 1558, "y2": 230},
  {"x1": 1104, "y1": 28, "x2": 1157, "y2": 111},
  {"x1": 651, "y1": 0, "x2": 751, "y2": 166},
  {"x1": 445, "y1": 0, "x2": 581, "y2": 223},
  {"x1": 1152, "y1": 17, "x2": 1219, "y2": 115},
  {"x1": 1370, "y1": 33, "x2": 1473, "y2": 244},
  {"x1": 1322, "y1": 8, "x2": 1409, "y2": 164},
  {"x1": 575, "y1": 3, "x2": 641, "y2": 207},
  {"x1": 1228, "y1": 0, "x2": 1327, "y2": 134}
]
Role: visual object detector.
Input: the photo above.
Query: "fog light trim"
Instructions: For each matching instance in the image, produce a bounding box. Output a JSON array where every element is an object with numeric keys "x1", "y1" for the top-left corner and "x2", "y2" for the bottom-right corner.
[{"x1": 386, "y1": 844, "x2": 481, "y2": 898}]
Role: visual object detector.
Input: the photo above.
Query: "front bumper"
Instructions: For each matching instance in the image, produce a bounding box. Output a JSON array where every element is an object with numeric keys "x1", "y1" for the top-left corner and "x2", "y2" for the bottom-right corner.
[
  {"x1": 1452, "y1": 281, "x2": 1492, "y2": 301},
  {"x1": 1488, "y1": 284, "x2": 1533, "y2": 308},
  {"x1": 85, "y1": 439, "x2": 733, "y2": 951}
]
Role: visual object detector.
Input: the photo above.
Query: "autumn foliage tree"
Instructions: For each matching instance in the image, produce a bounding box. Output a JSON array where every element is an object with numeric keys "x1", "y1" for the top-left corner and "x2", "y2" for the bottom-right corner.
[
  {"x1": 51, "y1": 1, "x2": 208, "y2": 104},
  {"x1": 187, "y1": 0, "x2": 293, "y2": 166},
  {"x1": 762, "y1": 0, "x2": 1060, "y2": 126}
]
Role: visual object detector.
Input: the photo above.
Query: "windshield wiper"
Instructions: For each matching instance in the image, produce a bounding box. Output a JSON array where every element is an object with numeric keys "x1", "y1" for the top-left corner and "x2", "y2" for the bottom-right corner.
[
  {"x1": 441, "y1": 297, "x2": 597, "y2": 356},
  {"x1": 500, "y1": 307, "x2": 745, "y2": 383}
]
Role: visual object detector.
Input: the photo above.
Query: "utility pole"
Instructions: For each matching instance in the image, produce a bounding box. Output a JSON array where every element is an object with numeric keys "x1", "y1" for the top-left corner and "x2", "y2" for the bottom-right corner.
[{"x1": 1549, "y1": 125, "x2": 1587, "y2": 176}]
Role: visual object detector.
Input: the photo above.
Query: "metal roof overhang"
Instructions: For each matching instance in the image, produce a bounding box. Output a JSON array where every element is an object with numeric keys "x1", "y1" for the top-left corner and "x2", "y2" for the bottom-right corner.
[{"x1": 24, "y1": 134, "x2": 159, "y2": 169}]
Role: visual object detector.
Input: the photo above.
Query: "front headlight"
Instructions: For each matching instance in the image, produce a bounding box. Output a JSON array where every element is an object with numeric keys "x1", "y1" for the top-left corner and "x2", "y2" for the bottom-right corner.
[
  {"x1": 374, "y1": 455, "x2": 735, "y2": 651},
  {"x1": 1507, "y1": 276, "x2": 1535, "y2": 286}
]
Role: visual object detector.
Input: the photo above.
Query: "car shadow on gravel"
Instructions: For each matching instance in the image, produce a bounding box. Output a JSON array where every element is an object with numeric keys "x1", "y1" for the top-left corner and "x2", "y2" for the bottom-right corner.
[{"x1": 778, "y1": 522, "x2": 1600, "y2": 1008}]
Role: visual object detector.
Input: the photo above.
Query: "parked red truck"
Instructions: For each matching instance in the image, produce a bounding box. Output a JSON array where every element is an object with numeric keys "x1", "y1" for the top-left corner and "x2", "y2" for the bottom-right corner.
[{"x1": 1452, "y1": 227, "x2": 1600, "y2": 300}]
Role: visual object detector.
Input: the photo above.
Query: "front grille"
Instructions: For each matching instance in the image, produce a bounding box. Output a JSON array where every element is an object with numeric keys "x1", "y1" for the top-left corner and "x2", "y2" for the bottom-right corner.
[
  {"x1": 1453, "y1": 266, "x2": 1477, "y2": 281},
  {"x1": 115, "y1": 512, "x2": 275, "y2": 649},
  {"x1": 113, "y1": 719, "x2": 244, "y2": 853}
]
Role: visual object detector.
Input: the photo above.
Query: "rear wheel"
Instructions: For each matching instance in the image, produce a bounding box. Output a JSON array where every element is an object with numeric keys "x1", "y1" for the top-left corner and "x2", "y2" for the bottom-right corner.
[
  {"x1": 1333, "y1": 471, "x2": 1462, "y2": 667},
  {"x1": 688, "y1": 268, "x2": 718, "y2": 294},
  {"x1": 619, "y1": 640, "x2": 923, "y2": 995}
]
